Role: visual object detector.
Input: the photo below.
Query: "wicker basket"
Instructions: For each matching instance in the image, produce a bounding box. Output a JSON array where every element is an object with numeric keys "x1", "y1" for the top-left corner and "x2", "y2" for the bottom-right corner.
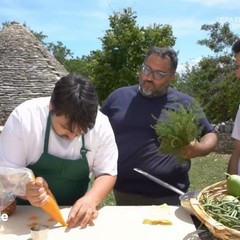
[{"x1": 190, "y1": 180, "x2": 240, "y2": 240}]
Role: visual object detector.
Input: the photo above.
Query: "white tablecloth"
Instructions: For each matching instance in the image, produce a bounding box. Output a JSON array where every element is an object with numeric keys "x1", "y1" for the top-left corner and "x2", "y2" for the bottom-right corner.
[{"x1": 0, "y1": 205, "x2": 200, "y2": 240}]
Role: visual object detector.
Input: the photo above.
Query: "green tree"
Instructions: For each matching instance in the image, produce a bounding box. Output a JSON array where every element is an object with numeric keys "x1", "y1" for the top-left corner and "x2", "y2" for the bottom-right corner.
[
  {"x1": 91, "y1": 7, "x2": 176, "y2": 103},
  {"x1": 178, "y1": 22, "x2": 239, "y2": 123},
  {"x1": 47, "y1": 41, "x2": 73, "y2": 64},
  {"x1": 198, "y1": 22, "x2": 237, "y2": 54},
  {"x1": 64, "y1": 55, "x2": 93, "y2": 78},
  {"x1": 181, "y1": 56, "x2": 238, "y2": 123}
]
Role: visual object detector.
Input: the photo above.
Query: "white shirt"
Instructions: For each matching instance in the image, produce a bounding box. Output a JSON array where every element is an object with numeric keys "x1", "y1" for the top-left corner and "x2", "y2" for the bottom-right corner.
[
  {"x1": 231, "y1": 105, "x2": 240, "y2": 174},
  {"x1": 0, "y1": 97, "x2": 118, "y2": 177}
]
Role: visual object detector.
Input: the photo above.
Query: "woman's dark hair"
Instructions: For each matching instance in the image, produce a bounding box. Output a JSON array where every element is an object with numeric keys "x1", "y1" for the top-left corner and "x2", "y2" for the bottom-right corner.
[
  {"x1": 144, "y1": 46, "x2": 178, "y2": 73},
  {"x1": 50, "y1": 73, "x2": 98, "y2": 133}
]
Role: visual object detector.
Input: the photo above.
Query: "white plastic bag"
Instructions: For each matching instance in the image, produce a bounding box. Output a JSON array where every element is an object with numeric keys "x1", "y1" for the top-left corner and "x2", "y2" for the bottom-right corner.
[{"x1": 0, "y1": 167, "x2": 34, "y2": 211}]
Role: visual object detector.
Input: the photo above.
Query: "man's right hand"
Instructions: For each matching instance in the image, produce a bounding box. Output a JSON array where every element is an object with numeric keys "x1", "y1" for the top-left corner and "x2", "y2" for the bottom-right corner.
[{"x1": 25, "y1": 176, "x2": 49, "y2": 207}]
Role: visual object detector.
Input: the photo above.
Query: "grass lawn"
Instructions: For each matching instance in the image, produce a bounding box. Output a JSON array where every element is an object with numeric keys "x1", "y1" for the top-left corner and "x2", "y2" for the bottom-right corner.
[
  {"x1": 99, "y1": 152, "x2": 230, "y2": 207},
  {"x1": 189, "y1": 152, "x2": 229, "y2": 190}
]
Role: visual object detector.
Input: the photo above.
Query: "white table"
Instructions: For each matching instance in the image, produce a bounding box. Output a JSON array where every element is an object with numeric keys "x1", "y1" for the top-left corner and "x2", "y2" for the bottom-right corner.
[{"x1": 0, "y1": 205, "x2": 200, "y2": 240}]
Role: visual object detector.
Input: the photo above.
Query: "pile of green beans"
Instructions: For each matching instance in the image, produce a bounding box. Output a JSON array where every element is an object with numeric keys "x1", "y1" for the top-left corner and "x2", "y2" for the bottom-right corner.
[{"x1": 201, "y1": 194, "x2": 240, "y2": 231}]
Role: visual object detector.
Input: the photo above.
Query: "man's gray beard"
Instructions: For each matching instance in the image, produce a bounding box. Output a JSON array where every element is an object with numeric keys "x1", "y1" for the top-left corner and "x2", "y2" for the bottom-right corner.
[{"x1": 139, "y1": 86, "x2": 165, "y2": 98}]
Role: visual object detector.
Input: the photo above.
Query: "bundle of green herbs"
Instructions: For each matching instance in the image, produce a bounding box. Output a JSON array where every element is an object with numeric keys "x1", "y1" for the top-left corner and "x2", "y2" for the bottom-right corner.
[{"x1": 153, "y1": 102, "x2": 203, "y2": 160}]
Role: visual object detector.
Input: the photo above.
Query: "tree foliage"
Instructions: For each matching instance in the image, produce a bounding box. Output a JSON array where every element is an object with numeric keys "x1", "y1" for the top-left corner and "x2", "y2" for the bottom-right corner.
[
  {"x1": 198, "y1": 22, "x2": 237, "y2": 54},
  {"x1": 63, "y1": 55, "x2": 93, "y2": 78},
  {"x1": 91, "y1": 7, "x2": 176, "y2": 103},
  {"x1": 47, "y1": 41, "x2": 73, "y2": 64},
  {"x1": 181, "y1": 55, "x2": 239, "y2": 123},
  {"x1": 178, "y1": 22, "x2": 239, "y2": 123}
]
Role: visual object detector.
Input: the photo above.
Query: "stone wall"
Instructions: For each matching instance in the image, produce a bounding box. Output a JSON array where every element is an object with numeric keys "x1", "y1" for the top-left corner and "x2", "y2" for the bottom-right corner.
[{"x1": 214, "y1": 122, "x2": 234, "y2": 154}]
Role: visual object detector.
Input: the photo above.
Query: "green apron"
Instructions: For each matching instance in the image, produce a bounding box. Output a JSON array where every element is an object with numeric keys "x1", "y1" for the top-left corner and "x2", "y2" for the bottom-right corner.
[{"x1": 25, "y1": 114, "x2": 90, "y2": 205}]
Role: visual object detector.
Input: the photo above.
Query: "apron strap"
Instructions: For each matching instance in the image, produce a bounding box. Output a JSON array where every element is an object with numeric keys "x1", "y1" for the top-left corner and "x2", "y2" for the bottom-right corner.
[
  {"x1": 80, "y1": 135, "x2": 89, "y2": 158},
  {"x1": 43, "y1": 114, "x2": 51, "y2": 154}
]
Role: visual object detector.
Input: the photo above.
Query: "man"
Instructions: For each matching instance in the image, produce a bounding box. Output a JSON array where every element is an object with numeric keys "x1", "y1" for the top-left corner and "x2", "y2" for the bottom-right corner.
[
  {"x1": 227, "y1": 39, "x2": 240, "y2": 174},
  {"x1": 0, "y1": 73, "x2": 118, "y2": 227},
  {"x1": 101, "y1": 46, "x2": 217, "y2": 205}
]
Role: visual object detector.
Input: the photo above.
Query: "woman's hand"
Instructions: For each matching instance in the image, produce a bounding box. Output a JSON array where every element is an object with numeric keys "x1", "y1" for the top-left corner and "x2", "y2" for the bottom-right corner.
[
  {"x1": 25, "y1": 177, "x2": 49, "y2": 207},
  {"x1": 67, "y1": 196, "x2": 98, "y2": 228}
]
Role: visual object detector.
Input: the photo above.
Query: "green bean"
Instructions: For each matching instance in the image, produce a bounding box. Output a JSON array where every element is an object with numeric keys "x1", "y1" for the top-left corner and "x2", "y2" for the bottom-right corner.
[
  {"x1": 200, "y1": 197, "x2": 240, "y2": 231},
  {"x1": 231, "y1": 209, "x2": 238, "y2": 218}
]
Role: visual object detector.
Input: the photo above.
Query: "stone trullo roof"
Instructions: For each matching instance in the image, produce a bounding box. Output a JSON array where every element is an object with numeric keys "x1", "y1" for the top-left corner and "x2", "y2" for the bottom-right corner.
[{"x1": 0, "y1": 22, "x2": 68, "y2": 125}]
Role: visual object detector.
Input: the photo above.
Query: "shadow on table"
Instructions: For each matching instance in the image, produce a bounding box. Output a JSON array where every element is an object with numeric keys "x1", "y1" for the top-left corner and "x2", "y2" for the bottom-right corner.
[
  {"x1": 183, "y1": 229, "x2": 220, "y2": 240},
  {"x1": 189, "y1": 215, "x2": 220, "y2": 240},
  {"x1": 174, "y1": 207, "x2": 219, "y2": 240}
]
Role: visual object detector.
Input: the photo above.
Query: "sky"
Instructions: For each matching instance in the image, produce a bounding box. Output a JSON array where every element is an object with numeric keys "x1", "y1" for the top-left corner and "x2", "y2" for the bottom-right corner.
[{"x1": 1, "y1": 0, "x2": 240, "y2": 73}]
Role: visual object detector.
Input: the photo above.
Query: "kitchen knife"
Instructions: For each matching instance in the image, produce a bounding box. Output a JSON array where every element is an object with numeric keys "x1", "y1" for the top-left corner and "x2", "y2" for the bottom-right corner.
[{"x1": 133, "y1": 168, "x2": 185, "y2": 195}]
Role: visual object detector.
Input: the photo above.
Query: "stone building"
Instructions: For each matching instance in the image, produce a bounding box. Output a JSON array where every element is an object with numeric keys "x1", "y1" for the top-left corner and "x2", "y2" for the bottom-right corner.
[{"x1": 0, "y1": 22, "x2": 68, "y2": 126}]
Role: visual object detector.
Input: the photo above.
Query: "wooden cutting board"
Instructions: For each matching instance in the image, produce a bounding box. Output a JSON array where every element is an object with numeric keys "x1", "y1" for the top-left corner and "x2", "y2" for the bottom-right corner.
[{"x1": 0, "y1": 205, "x2": 200, "y2": 240}]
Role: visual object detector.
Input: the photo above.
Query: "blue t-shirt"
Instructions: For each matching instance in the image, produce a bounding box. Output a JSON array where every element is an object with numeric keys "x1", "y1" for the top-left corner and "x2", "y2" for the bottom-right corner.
[{"x1": 101, "y1": 85, "x2": 214, "y2": 197}]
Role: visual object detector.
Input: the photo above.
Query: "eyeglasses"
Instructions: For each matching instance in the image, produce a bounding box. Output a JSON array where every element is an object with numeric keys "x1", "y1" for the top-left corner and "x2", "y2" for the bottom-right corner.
[{"x1": 141, "y1": 64, "x2": 170, "y2": 80}]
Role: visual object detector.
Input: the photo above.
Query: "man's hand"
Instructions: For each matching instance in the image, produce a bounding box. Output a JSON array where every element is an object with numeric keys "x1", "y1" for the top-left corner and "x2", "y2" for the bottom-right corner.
[
  {"x1": 180, "y1": 132, "x2": 218, "y2": 159},
  {"x1": 25, "y1": 177, "x2": 49, "y2": 207},
  {"x1": 67, "y1": 196, "x2": 98, "y2": 228},
  {"x1": 180, "y1": 139, "x2": 199, "y2": 159}
]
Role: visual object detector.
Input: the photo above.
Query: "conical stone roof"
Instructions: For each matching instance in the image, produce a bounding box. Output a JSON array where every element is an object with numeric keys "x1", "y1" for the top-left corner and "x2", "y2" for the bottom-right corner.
[{"x1": 0, "y1": 22, "x2": 68, "y2": 125}]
